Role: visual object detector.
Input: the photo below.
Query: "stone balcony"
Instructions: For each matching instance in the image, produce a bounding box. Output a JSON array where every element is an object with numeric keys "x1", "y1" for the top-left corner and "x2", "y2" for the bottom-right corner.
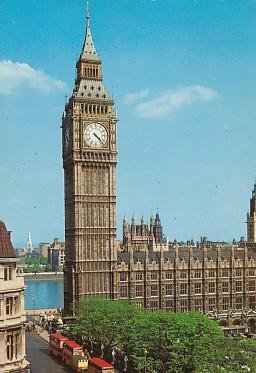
[
  {"x1": 0, "y1": 277, "x2": 25, "y2": 293},
  {"x1": 0, "y1": 313, "x2": 26, "y2": 328}
]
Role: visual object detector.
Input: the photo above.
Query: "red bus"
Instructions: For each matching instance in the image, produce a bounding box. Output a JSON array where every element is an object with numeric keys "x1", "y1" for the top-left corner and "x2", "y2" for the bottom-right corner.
[
  {"x1": 88, "y1": 358, "x2": 115, "y2": 373},
  {"x1": 49, "y1": 333, "x2": 69, "y2": 358},
  {"x1": 62, "y1": 339, "x2": 88, "y2": 372}
]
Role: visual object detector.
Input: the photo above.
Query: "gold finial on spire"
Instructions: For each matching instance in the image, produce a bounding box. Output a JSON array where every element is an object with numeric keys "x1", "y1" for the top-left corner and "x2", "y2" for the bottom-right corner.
[{"x1": 86, "y1": 1, "x2": 90, "y2": 24}]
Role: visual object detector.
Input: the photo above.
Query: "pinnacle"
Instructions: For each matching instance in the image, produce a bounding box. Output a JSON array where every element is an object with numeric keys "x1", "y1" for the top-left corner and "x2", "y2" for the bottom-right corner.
[{"x1": 81, "y1": 8, "x2": 100, "y2": 61}]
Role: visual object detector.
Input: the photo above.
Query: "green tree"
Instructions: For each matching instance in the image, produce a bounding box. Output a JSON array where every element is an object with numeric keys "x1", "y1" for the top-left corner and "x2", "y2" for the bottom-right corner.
[
  {"x1": 45, "y1": 263, "x2": 52, "y2": 271},
  {"x1": 33, "y1": 263, "x2": 41, "y2": 273},
  {"x1": 67, "y1": 299, "x2": 225, "y2": 373},
  {"x1": 127, "y1": 311, "x2": 224, "y2": 373},
  {"x1": 68, "y1": 299, "x2": 142, "y2": 360},
  {"x1": 218, "y1": 337, "x2": 256, "y2": 372},
  {"x1": 39, "y1": 257, "x2": 48, "y2": 265}
]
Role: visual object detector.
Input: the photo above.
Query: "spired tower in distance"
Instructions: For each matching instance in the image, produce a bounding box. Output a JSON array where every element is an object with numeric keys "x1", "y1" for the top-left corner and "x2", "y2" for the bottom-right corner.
[
  {"x1": 62, "y1": 8, "x2": 117, "y2": 313},
  {"x1": 247, "y1": 183, "x2": 256, "y2": 243}
]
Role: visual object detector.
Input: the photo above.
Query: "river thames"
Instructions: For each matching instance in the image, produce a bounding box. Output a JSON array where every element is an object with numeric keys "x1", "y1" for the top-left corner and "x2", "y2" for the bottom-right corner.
[{"x1": 25, "y1": 279, "x2": 64, "y2": 310}]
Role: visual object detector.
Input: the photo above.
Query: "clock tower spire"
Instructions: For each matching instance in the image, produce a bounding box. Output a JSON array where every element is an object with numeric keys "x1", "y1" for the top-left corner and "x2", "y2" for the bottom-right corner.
[{"x1": 63, "y1": 6, "x2": 117, "y2": 313}]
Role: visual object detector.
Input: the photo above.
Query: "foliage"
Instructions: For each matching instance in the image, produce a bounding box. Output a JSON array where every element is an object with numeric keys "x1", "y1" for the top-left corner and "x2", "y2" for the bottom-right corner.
[
  {"x1": 24, "y1": 256, "x2": 49, "y2": 272},
  {"x1": 67, "y1": 299, "x2": 226, "y2": 372},
  {"x1": 25, "y1": 256, "x2": 48, "y2": 265},
  {"x1": 68, "y1": 298, "x2": 142, "y2": 360},
  {"x1": 218, "y1": 337, "x2": 256, "y2": 372},
  {"x1": 68, "y1": 300, "x2": 256, "y2": 372},
  {"x1": 45, "y1": 263, "x2": 52, "y2": 271},
  {"x1": 127, "y1": 311, "x2": 224, "y2": 373}
]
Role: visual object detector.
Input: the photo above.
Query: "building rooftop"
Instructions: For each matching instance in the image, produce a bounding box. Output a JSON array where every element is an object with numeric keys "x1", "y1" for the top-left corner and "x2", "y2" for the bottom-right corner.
[{"x1": 0, "y1": 220, "x2": 16, "y2": 258}]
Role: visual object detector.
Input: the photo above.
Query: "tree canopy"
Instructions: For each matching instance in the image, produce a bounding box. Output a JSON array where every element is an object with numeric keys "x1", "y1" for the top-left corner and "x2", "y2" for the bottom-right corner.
[{"x1": 66, "y1": 299, "x2": 232, "y2": 372}]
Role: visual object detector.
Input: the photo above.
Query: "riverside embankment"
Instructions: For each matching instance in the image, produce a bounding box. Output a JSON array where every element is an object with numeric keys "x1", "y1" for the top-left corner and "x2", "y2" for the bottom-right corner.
[{"x1": 24, "y1": 272, "x2": 63, "y2": 280}]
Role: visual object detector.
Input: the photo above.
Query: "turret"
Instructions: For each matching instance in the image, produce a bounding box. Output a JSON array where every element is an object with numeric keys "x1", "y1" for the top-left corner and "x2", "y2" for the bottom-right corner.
[
  {"x1": 153, "y1": 212, "x2": 163, "y2": 243},
  {"x1": 123, "y1": 217, "x2": 129, "y2": 237},
  {"x1": 247, "y1": 183, "x2": 256, "y2": 243},
  {"x1": 141, "y1": 216, "x2": 145, "y2": 236},
  {"x1": 131, "y1": 215, "x2": 136, "y2": 236}
]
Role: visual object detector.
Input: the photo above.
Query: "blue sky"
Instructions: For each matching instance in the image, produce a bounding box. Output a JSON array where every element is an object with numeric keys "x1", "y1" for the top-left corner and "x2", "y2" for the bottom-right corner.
[{"x1": 0, "y1": 0, "x2": 256, "y2": 247}]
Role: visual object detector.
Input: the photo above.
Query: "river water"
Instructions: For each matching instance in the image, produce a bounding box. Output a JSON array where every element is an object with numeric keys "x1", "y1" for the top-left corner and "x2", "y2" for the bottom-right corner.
[{"x1": 25, "y1": 279, "x2": 64, "y2": 310}]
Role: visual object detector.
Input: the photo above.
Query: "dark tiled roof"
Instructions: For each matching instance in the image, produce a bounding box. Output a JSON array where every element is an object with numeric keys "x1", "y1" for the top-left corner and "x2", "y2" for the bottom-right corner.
[
  {"x1": 117, "y1": 251, "x2": 129, "y2": 264},
  {"x1": 118, "y1": 245, "x2": 256, "y2": 264},
  {"x1": 0, "y1": 221, "x2": 16, "y2": 258}
]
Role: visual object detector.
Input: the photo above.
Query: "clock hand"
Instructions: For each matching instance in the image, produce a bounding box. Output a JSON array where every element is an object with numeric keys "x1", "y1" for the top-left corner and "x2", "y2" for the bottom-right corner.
[{"x1": 93, "y1": 132, "x2": 104, "y2": 145}]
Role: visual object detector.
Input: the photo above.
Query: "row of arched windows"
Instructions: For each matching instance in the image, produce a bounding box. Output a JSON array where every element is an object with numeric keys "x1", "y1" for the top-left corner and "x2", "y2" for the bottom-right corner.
[
  {"x1": 81, "y1": 66, "x2": 100, "y2": 78},
  {"x1": 81, "y1": 104, "x2": 108, "y2": 115}
]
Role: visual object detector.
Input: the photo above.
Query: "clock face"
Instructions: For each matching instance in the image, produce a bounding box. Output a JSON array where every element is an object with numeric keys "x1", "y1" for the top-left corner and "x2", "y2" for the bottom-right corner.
[
  {"x1": 64, "y1": 128, "x2": 70, "y2": 152},
  {"x1": 84, "y1": 123, "x2": 108, "y2": 149}
]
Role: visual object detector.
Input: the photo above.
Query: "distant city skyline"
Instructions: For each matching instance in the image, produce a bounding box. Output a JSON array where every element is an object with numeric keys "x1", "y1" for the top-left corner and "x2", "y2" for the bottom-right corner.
[{"x1": 1, "y1": 0, "x2": 256, "y2": 247}]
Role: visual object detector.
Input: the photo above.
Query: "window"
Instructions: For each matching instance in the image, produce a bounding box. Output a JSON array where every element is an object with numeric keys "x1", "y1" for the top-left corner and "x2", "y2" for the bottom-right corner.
[
  {"x1": 208, "y1": 297, "x2": 216, "y2": 311},
  {"x1": 235, "y1": 281, "x2": 243, "y2": 293},
  {"x1": 135, "y1": 302, "x2": 143, "y2": 308},
  {"x1": 236, "y1": 269, "x2": 242, "y2": 277},
  {"x1": 165, "y1": 284, "x2": 173, "y2": 296},
  {"x1": 194, "y1": 282, "x2": 202, "y2": 295},
  {"x1": 6, "y1": 298, "x2": 13, "y2": 316},
  {"x1": 222, "y1": 297, "x2": 230, "y2": 311},
  {"x1": 119, "y1": 286, "x2": 128, "y2": 298},
  {"x1": 194, "y1": 270, "x2": 202, "y2": 279},
  {"x1": 222, "y1": 281, "x2": 229, "y2": 293},
  {"x1": 7, "y1": 335, "x2": 13, "y2": 360},
  {"x1": 222, "y1": 269, "x2": 229, "y2": 278},
  {"x1": 151, "y1": 271, "x2": 158, "y2": 280},
  {"x1": 120, "y1": 273, "x2": 127, "y2": 282},
  {"x1": 165, "y1": 300, "x2": 173, "y2": 311},
  {"x1": 180, "y1": 283, "x2": 188, "y2": 295},
  {"x1": 208, "y1": 270, "x2": 216, "y2": 278},
  {"x1": 249, "y1": 296, "x2": 256, "y2": 309},
  {"x1": 6, "y1": 332, "x2": 19, "y2": 361},
  {"x1": 165, "y1": 271, "x2": 173, "y2": 280},
  {"x1": 150, "y1": 301, "x2": 158, "y2": 310},
  {"x1": 13, "y1": 296, "x2": 19, "y2": 314},
  {"x1": 135, "y1": 272, "x2": 143, "y2": 281},
  {"x1": 180, "y1": 298, "x2": 188, "y2": 312},
  {"x1": 235, "y1": 296, "x2": 243, "y2": 310},
  {"x1": 194, "y1": 298, "x2": 202, "y2": 311},
  {"x1": 135, "y1": 285, "x2": 143, "y2": 298},
  {"x1": 208, "y1": 282, "x2": 216, "y2": 294},
  {"x1": 249, "y1": 268, "x2": 255, "y2": 277},
  {"x1": 4, "y1": 267, "x2": 12, "y2": 281},
  {"x1": 180, "y1": 270, "x2": 187, "y2": 279},
  {"x1": 249, "y1": 280, "x2": 256, "y2": 292},
  {"x1": 151, "y1": 284, "x2": 158, "y2": 297},
  {"x1": 4, "y1": 268, "x2": 8, "y2": 281}
]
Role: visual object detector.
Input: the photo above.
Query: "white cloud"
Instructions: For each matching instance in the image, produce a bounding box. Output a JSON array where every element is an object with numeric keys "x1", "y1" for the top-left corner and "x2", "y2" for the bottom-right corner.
[
  {"x1": 123, "y1": 88, "x2": 149, "y2": 104},
  {"x1": 0, "y1": 60, "x2": 67, "y2": 95},
  {"x1": 135, "y1": 85, "x2": 217, "y2": 119}
]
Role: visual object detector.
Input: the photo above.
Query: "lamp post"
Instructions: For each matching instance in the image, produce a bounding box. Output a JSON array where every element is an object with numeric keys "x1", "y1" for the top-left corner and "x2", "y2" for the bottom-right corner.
[
  {"x1": 111, "y1": 348, "x2": 116, "y2": 365},
  {"x1": 144, "y1": 349, "x2": 147, "y2": 373},
  {"x1": 124, "y1": 355, "x2": 128, "y2": 372},
  {"x1": 101, "y1": 343, "x2": 104, "y2": 358},
  {"x1": 32, "y1": 295, "x2": 35, "y2": 325},
  {"x1": 90, "y1": 338, "x2": 93, "y2": 356}
]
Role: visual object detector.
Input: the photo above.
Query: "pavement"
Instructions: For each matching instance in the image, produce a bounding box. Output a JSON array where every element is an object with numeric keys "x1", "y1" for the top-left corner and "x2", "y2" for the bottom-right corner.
[{"x1": 33, "y1": 325, "x2": 49, "y2": 343}]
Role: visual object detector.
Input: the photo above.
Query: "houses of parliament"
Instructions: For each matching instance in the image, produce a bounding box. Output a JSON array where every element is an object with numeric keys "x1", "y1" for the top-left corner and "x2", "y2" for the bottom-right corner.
[{"x1": 62, "y1": 9, "x2": 256, "y2": 332}]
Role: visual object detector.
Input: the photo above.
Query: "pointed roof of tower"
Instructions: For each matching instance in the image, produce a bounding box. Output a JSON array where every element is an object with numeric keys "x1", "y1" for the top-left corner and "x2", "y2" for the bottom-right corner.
[
  {"x1": 0, "y1": 221, "x2": 16, "y2": 258},
  {"x1": 81, "y1": 3, "x2": 100, "y2": 61}
]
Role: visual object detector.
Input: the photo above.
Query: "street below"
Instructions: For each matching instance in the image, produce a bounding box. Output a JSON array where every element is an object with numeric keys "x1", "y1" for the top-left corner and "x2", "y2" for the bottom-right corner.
[{"x1": 26, "y1": 332, "x2": 72, "y2": 373}]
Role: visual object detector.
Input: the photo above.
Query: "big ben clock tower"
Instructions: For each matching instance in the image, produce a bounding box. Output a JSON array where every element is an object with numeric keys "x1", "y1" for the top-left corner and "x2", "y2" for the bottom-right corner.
[{"x1": 62, "y1": 9, "x2": 117, "y2": 312}]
